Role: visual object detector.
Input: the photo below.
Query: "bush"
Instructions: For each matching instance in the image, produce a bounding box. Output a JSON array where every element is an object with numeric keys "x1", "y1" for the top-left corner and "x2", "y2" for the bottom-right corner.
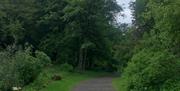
[
  {"x1": 35, "y1": 51, "x2": 51, "y2": 67},
  {"x1": 0, "y1": 49, "x2": 51, "y2": 91},
  {"x1": 22, "y1": 72, "x2": 50, "y2": 91},
  {"x1": 15, "y1": 51, "x2": 42, "y2": 85},
  {"x1": 0, "y1": 51, "x2": 22, "y2": 91},
  {"x1": 119, "y1": 49, "x2": 180, "y2": 91},
  {"x1": 162, "y1": 78, "x2": 180, "y2": 91},
  {"x1": 59, "y1": 63, "x2": 73, "y2": 72}
]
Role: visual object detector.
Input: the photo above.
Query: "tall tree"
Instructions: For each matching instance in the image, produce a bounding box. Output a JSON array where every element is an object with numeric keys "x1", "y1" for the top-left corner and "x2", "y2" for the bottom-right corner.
[{"x1": 39, "y1": 0, "x2": 121, "y2": 70}]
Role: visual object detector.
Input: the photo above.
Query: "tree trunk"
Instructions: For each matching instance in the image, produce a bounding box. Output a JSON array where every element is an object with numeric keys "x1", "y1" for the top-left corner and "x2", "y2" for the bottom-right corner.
[
  {"x1": 78, "y1": 48, "x2": 83, "y2": 71},
  {"x1": 78, "y1": 48, "x2": 88, "y2": 71}
]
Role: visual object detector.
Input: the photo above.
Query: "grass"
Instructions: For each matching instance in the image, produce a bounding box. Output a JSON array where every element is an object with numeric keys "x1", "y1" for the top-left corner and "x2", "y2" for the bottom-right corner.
[
  {"x1": 112, "y1": 77, "x2": 121, "y2": 91},
  {"x1": 23, "y1": 66, "x2": 109, "y2": 91},
  {"x1": 39, "y1": 73, "x2": 90, "y2": 91}
]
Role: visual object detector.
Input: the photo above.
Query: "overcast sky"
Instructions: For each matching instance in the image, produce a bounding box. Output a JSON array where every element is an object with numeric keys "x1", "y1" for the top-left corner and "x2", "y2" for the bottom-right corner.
[{"x1": 116, "y1": 0, "x2": 134, "y2": 24}]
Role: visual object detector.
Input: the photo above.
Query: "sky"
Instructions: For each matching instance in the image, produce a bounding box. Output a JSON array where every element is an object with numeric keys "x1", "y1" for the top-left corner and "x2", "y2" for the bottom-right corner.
[{"x1": 116, "y1": 0, "x2": 134, "y2": 24}]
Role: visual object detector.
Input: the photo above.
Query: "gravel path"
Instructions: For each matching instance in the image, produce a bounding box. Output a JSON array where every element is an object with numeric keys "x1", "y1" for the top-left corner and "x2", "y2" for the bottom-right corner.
[{"x1": 72, "y1": 77, "x2": 115, "y2": 91}]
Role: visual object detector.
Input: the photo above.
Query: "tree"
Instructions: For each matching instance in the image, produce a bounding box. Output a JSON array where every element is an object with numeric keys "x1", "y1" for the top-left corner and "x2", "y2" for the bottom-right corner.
[
  {"x1": 119, "y1": 0, "x2": 180, "y2": 90},
  {"x1": 40, "y1": 0, "x2": 121, "y2": 70}
]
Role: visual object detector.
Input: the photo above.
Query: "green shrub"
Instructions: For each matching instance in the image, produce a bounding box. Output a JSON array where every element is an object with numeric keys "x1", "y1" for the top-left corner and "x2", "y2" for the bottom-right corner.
[
  {"x1": 15, "y1": 51, "x2": 42, "y2": 85},
  {"x1": 59, "y1": 63, "x2": 73, "y2": 72},
  {"x1": 0, "y1": 51, "x2": 22, "y2": 91},
  {"x1": 22, "y1": 72, "x2": 50, "y2": 91},
  {"x1": 35, "y1": 51, "x2": 51, "y2": 67},
  {"x1": 119, "y1": 49, "x2": 180, "y2": 91},
  {"x1": 0, "y1": 49, "x2": 51, "y2": 91},
  {"x1": 162, "y1": 78, "x2": 180, "y2": 91}
]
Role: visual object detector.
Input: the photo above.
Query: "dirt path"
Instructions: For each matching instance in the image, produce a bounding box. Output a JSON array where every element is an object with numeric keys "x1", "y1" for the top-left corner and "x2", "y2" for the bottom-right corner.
[{"x1": 72, "y1": 77, "x2": 115, "y2": 91}]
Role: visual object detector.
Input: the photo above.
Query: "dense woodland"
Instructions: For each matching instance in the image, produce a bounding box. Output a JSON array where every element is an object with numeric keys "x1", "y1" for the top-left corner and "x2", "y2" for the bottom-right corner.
[{"x1": 0, "y1": 0, "x2": 180, "y2": 91}]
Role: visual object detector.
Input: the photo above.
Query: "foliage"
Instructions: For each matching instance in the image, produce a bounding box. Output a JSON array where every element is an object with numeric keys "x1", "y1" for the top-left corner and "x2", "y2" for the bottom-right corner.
[
  {"x1": 0, "y1": 0, "x2": 122, "y2": 71},
  {"x1": 119, "y1": 50, "x2": 180, "y2": 91},
  {"x1": 117, "y1": 0, "x2": 180, "y2": 91},
  {"x1": 39, "y1": 0, "x2": 122, "y2": 70},
  {"x1": 59, "y1": 63, "x2": 73, "y2": 72},
  {"x1": 35, "y1": 51, "x2": 51, "y2": 67},
  {"x1": 110, "y1": 27, "x2": 135, "y2": 72},
  {"x1": 0, "y1": 48, "x2": 51, "y2": 91},
  {"x1": 22, "y1": 72, "x2": 50, "y2": 91},
  {"x1": 0, "y1": 0, "x2": 123, "y2": 90},
  {"x1": 0, "y1": 51, "x2": 21, "y2": 91}
]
